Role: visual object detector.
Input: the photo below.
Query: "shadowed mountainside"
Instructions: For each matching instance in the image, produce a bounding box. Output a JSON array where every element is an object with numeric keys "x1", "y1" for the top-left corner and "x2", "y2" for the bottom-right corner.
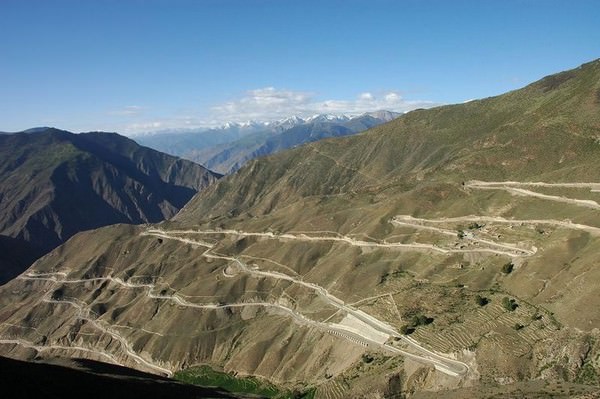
[
  {"x1": 0, "y1": 128, "x2": 220, "y2": 282},
  {"x1": 0, "y1": 235, "x2": 44, "y2": 284}
]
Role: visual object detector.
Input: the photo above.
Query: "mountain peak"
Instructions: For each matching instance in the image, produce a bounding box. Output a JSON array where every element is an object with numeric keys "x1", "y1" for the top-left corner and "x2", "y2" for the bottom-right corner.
[
  {"x1": 22, "y1": 126, "x2": 67, "y2": 134},
  {"x1": 305, "y1": 113, "x2": 350, "y2": 123},
  {"x1": 361, "y1": 110, "x2": 401, "y2": 122}
]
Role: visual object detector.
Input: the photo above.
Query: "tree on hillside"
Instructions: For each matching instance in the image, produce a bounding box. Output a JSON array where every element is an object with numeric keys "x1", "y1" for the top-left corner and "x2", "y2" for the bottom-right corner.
[
  {"x1": 502, "y1": 296, "x2": 518, "y2": 311},
  {"x1": 475, "y1": 295, "x2": 489, "y2": 306},
  {"x1": 400, "y1": 325, "x2": 415, "y2": 335},
  {"x1": 501, "y1": 262, "x2": 514, "y2": 274}
]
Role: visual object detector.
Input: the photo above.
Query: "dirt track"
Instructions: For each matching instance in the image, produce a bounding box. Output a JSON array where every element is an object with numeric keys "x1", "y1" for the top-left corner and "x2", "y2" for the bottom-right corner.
[
  {"x1": 142, "y1": 228, "x2": 470, "y2": 377},
  {"x1": 466, "y1": 181, "x2": 600, "y2": 209}
]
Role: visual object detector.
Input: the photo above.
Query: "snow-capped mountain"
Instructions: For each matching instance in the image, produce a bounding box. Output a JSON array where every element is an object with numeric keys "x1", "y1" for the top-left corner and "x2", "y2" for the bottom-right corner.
[
  {"x1": 136, "y1": 110, "x2": 401, "y2": 174},
  {"x1": 305, "y1": 114, "x2": 351, "y2": 123},
  {"x1": 193, "y1": 111, "x2": 400, "y2": 174},
  {"x1": 137, "y1": 111, "x2": 396, "y2": 138},
  {"x1": 269, "y1": 115, "x2": 306, "y2": 131},
  {"x1": 203, "y1": 113, "x2": 360, "y2": 132}
]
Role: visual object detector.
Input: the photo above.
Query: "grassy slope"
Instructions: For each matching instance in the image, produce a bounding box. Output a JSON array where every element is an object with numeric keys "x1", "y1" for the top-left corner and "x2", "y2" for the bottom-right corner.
[{"x1": 174, "y1": 365, "x2": 316, "y2": 398}]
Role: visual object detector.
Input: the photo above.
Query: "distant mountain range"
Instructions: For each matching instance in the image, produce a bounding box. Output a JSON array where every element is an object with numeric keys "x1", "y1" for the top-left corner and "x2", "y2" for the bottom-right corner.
[
  {"x1": 0, "y1": 128, "x2": 219, "y2": 283},
  {"x1": 136, "y1": 111, "x2": 400, "y2": 174}
]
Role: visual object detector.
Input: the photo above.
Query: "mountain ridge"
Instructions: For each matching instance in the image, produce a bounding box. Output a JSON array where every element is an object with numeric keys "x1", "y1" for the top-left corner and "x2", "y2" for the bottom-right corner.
[{"x1": 0, "y1": 128, "x2": 220, "y2": 283}]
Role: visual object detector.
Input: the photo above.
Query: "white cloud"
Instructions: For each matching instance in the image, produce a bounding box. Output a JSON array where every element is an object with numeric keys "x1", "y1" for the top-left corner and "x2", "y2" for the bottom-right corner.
[
  {"x1": 123, "y1": 88, "x2": 438, "y2": 134},
  {"x1": 109, "y1": 105, "x2": 144, "y2": 117},
  {"x1": 208, "y1": 87, "x2": 436, "y2": 125},
  {"x1": 384, "y1": 93, "x2": 400, "y2": 102},
  {"x1": 127, "y1": 121, "x2": 162, "y2": 130},
  {"x1": 209, "y1": 87, "x2": 314, "y2": 123}
]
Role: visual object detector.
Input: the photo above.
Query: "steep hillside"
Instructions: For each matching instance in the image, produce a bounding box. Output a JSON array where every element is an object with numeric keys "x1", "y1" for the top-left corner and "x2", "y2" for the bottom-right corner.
[
  {"x1": 2, "y1": 60, "x2": 600, "y2": 398},
  {"x1": 0, "y1": 128, "x2": 220, "y2": 282}
]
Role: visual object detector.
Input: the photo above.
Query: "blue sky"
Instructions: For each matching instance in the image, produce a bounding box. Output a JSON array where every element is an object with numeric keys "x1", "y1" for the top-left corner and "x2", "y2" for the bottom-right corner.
[{"x1": 1, "y1": 0, "x2": 599, "y2": 134}]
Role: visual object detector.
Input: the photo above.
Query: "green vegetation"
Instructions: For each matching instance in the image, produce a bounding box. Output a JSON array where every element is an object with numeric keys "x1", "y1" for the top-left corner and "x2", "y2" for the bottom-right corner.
[
  {"x1": 174, "y1": 365, "x2": 314, "y2": 398},
  {"x1": 410, "y1": 314, "x2": 434, "y2": 327},
  {"x1": 475, "y1": 295, "x2": 489, "y2": 306},
  {"x1": 502, "y1": 297, "x2": 518, "y2": 311},
  {"x1": 457, "y1": 229, "x2": 465, "y2": 239},
  {"x1": 514, "y1": 323, "x2": 524, "y2": 330},
  {"x1": 378, "y1": 269, "x2": 407, "y2": 285},
  {"x1": 361, "y1": 353, "x2": 374, "y2": 363},
  {"x1": 531, "y1": 313, "x2": 542, "y2": 321},
  {"x1": 400, "y1": 312, "x2": 434, "y2": 335},
  {"x1": 468, "y1": 222, "x2": 483, "y2": 230},
  {"x1": 399, "y1": 325, "x2": 415, "y2": 335},
  {"x1": 51, "y1": 288, "x2": 65, "y2": 300},
  {"x1": 501, "y1": 262, "x2": 514, "y2": 274},
  {"x1": 575, "y1": 363, "x2": 600, "y2": 385}
]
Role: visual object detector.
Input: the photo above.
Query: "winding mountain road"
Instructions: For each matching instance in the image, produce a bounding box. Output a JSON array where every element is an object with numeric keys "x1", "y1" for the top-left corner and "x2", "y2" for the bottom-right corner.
[
  {"x1": 391, "y1": 216, "x2": 536, "y2": 256},
  {"x1": 142, "y1": 228, "x2": 470, "y2": 377},
  {"x1": 392, "y1": 215, "x2": 600, "y2": 236},
  {"x1": 149, "y1": 227, "x2": 530, "y2": 257},
  {"x1": 466, "y1": 181, "x2": 600, "y2": 210},
  {"x1": 10, "y1": 180, "x2": 598, "y2": 380},
  {"x1": 0, "y1": 338, "x2": 124, "y2": 365},
  {"x1": 4, "y1": 225, "x2": 473, "y2": 378},
  {"x1": 18, "y1": 268, "x2": 469, "y2": 377},
  {"x1": 466, "y1": 181, "x2": 600, "y2": 189}
]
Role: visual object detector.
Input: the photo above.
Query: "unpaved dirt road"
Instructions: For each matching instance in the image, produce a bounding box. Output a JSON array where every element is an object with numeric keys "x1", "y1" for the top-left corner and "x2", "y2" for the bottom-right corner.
[{"x1": 466, "y1": 181, "x2": 600, "y2": 209}]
